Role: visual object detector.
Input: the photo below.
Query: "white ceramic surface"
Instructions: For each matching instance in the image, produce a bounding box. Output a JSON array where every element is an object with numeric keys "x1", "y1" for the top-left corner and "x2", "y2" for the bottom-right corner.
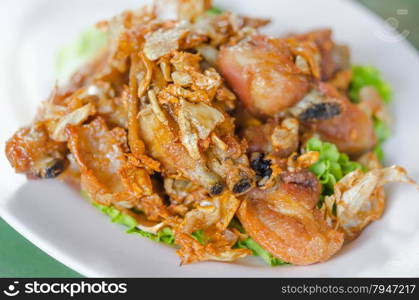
[{"x1": 1, "y1": 0, "x2": 418, "y2": 277}]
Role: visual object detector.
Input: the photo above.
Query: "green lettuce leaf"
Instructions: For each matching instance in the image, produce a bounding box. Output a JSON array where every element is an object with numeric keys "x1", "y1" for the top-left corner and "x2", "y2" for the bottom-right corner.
[
  {"x1": 127, "y1": 227, "x2": 176, "y2": 245},
  {"x1": 236, "y1": 238, "x2": 288, "y2": 266},
  {"x1": 373, "y1": 117, "x2": 391, "y2": 163},
  {"x1": 349, "y1": 65, "x2": 392, "y2": 103},
  {"x1": 306, "y1": 138, "x2": 364, "y2": 197},
  {"x1": 91, "y1": 201, "x2": 175, "y2": 246},
  {"x1": 373, "y1": 117, "x2": 391, "y2": 144},
  {"x1": 92, "y1": 202, "x2": 137, "y2": 229},
  {"x1": 55, "y1": 26, "x2": 107, "y2": 83},
  {"x1": 206, "y1": 6, "x2": 223, "y2": 15},
  {"x1": 191, "y1": 229, "x2": 208, "y2": 245},
  {"x1": 373, "y1": 144, "x2": 385, "y2": 162}
]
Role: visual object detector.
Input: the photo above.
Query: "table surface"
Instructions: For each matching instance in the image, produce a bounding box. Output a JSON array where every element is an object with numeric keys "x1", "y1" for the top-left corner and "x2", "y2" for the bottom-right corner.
[{"x1": 1, "y1": 0, "x2": 418, "y2": 278}]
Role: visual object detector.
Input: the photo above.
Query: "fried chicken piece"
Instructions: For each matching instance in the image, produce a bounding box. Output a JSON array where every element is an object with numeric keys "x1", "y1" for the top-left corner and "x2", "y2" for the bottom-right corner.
[
  {"x1": 301, "y1": 83, "x2": 377, "y2": 155},
  {"x1": 67, "y1": 117, "x2": 162, "y2": 214},
  {"x1": 287, "y1": 29, "x2": 350, "y2": 81},
  {"x1": 137, "y1": 50, "x2": 254, "y2": 196},
  {"x1": 358, "y1": 86, "x2": 391, "y2": 124},
  {"x1": 205, "y1": 114, "x2": 255, "y2": 195},
  {"x1": 5, "y1": 122, "x2": 67, "y2": 179},
  {"x1": 242, "y1": 117, "x2": 299, "y2": 158},
  {"x1": 181, "y1": 191, "x2": 241, "y2": 233},
  {"x1": 237, "y1": 170, "x2": 344, "y2": 265},
  {"x1": 217, "y1": 29, "x2": 351, "y2": 117},
  {"x1": 138, "y1": 106, "x2": 224, "y2": 195},
  {"x1": 164, "y1": 177, "x2": 210, "y2": 216},
  {"x1": 218, "y1": 30, "x2": 373, "y2": 155},
  {"x1": 218, "y1": 35, "x2": 310, "y2": 117}
]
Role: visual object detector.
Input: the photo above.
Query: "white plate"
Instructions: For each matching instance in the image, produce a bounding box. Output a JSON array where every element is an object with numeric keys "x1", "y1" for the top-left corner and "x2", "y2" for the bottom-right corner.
[{"x1": 1, "y1": 0, "x2": 419, "y2": 277}]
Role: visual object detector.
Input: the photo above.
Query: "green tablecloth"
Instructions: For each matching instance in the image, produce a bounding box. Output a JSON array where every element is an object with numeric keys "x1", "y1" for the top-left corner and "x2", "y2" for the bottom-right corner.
[{"x1": 1, "y1": 0, "x2": 418, "y2": 278}]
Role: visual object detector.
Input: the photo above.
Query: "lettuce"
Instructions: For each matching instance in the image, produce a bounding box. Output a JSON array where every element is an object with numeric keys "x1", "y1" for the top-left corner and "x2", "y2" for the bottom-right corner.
[
  {"x1": 306, "y1": 138, "x2": 364, "y2": 197},
  {"x1": 349, "y1": 65, "x2": 392, "y2": 103},
  {"x1": 373, "y1": 117, "x2": 391, "y2": 162},
  {"x1": 206, "y1": 7, "x2": 223, "y2": 15},
  {"x1": 127, "y1": 227, "x2": 176, "y2": 245},
  {"x1": 92, "y1": 202, "x2": 137, "y2": 229},
  {"x1": 89, "y1": 194, "x2": 288, "y2": 265},
  {"x1": 91, "y1": 201, "x2": 175, "y2": 246},
  {"x1": 55, "y1": 27, "x2": 107, "y2": 83},
  {"x1": 373, "y1": 145, "x2": 385, "y2": 163},
  {"x1": 191, "y1": 229, "x2": 207, "y2": 245},
  {"x1": 236, "y1": 238, "x2": 288, "y2": 266},
  {"x1": 373, "y1": 117, "x2": 391, "y2": 144},
  {"x1": 229, "y1": 218, "x2": 288, "y2": 266}
]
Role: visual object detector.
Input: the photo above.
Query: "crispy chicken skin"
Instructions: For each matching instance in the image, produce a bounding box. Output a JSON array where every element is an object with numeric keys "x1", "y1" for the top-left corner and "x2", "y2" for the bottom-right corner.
[
  {"x1": 138, "y1": 107, "x2": 224, "y2": 195},
  {"x1": 5, "y1": 123, "x2": 67, "y2": 179},
  {"x1": 218, "y1": 35, "x2": 310, "y2": 117},
  {"x1": 238, "y1": 170, "x2": 344, "y2": 265},
  {"x1": 307, "y1": 83, "x2": 377, "y2": 155},
  {"x1": 138, "y1": 102, "x2": 255, "y2": 196},
  {"x1": 241, "y1": 117, "x2": 299, "y2": 158},
  {"x1": 67, "y1": 117, "x2": 161, "y2": 210},
  {"x1": 287, "y1": 29, "x2": 350, "y2": 81},
  {"x1": 288, "y1": 82, "x2": 377, "y2": 155}
]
